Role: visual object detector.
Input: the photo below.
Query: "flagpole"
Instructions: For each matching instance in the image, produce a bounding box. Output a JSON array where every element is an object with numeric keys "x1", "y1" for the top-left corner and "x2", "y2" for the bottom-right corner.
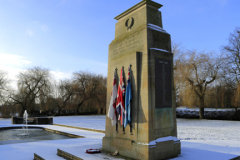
[
  {"x1": 129, "y1": 64, "x2": 133, "y2": 134},
  {"x1": 122, "y1": 66, "x2": 125, "y2": 133},
  {"x1": 115, "y1": 68, "x2": 118, "y2": 132}
]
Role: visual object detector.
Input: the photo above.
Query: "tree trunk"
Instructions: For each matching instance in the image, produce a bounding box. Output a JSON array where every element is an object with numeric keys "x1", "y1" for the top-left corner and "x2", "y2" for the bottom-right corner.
[
  {"x1": 199, "y1": 96, "x2": 205, "y2": 119},
  {"x1": 199, "y1": 107, "x2": 204, "y2": 119},
  {"x1": 97, "y1": 108, "x2": 101, "y2": 114},
  {"x1": 76, "y1": 105, "x2": 81, "y2": 115},
  {"x1": 76, "y1": 100, "x2": 85, "y2": 115},
  {"x1": 20, "y1": 105, "x2": 26, "y2": 117},
  {"x1": 103, "y1": 108, "x2": 106, "y2": 114},
  {"x1": 57, "y1": 106, "x2": 62, "y2": 116}
]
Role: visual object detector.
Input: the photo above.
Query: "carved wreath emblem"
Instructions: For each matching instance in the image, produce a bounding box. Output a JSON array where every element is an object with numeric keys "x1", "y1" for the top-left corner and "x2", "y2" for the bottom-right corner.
[{"x1": 125, "y1": 17, "x2": 134, "y2": 30}]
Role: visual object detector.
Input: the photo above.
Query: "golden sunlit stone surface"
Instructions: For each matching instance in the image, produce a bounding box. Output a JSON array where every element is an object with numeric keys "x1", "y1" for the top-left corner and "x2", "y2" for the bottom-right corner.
[{"x1": 103, "y1": 1, "x2": 181, "y2": 159}]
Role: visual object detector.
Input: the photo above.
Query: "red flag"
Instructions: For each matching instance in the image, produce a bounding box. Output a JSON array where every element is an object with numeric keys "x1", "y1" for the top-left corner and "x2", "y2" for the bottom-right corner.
[{"x1": 116, "y1": 68, "x2": 125, "y2": 125}]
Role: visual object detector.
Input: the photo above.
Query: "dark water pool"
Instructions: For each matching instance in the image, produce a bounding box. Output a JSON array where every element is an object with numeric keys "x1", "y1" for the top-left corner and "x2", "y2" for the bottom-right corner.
[{"x1": 0, "y1": 128, "x2": 75, "y2": 145}]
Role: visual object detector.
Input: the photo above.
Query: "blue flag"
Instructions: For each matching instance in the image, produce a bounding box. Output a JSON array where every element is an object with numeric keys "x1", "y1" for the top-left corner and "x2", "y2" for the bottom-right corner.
[{"x1": 124, "y1": 65, "x2": 132, "y2": 127}]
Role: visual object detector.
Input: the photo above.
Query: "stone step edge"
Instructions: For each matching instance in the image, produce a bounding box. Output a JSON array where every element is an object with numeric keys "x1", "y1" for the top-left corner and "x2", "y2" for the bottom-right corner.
[
  {"x1": 34, "y1": 153, "x2": 45, "y2": 160},
  {"x1": 57, "y1": 148, "x2": 83, "y2": 160},
  {"x1": 53, "y1": 124, "x2": 105, "y2": 133},
  {"x1": 44, "y1": 128, "x2": 84, "y2": 138}
]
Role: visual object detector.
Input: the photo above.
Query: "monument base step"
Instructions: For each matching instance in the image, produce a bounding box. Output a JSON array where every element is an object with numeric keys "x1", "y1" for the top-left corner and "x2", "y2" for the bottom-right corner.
[{"x1": 102, "y1": 136, "x2": 181, "y2": 160}]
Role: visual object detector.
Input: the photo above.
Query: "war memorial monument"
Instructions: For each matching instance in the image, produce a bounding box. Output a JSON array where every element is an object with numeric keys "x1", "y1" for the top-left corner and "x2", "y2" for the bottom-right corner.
[{"x1": 103, "y1": 0, "x2": 181, "y2": 159}]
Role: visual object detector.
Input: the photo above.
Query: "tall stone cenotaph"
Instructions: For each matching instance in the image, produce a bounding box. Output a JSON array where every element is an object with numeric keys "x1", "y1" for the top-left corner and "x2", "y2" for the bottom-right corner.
[{"x1": 102, "y1": 0, "x2": 181, "y2": 159}]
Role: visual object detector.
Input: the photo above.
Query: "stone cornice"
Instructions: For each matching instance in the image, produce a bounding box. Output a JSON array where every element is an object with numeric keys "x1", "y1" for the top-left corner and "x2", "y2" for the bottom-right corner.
[{"x1": 114, "y1": 0, "x2": 162, "y2": 20}]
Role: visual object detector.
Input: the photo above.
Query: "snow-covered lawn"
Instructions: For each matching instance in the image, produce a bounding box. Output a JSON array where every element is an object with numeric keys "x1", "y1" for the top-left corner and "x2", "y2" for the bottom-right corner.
[
  {"x1": 53, "y1": 115, "x2": 106, "y2": 131},
  {"x1": 177, "y1": 119, "x2": 240, "y2": 147},
  {"x1": 175, "y1": 119, "x2": 240, "y2": 159},
  {"x1": 0, "y1": 118, "x2": 12, "y2": 126},
  {"x1": 0, "y1": 116, "x2": 240, "y2": 160}
]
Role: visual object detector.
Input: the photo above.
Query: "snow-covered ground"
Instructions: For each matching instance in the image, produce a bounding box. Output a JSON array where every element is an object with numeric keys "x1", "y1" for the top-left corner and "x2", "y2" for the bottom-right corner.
[
  {"x1": 0, "y1": 118, "x2": 12, "y2": 126},
  {"x1": 53, "y1": 115, "x2": 106, "y2": 131},
  {"x1": 175, "y1": 119, "x2": 240, "y2": 159},
  {"x1": 178, "y1": 118, "x2": 240, "y2": 146},
  {"x1": 0, "y1": 116, "x2": 240, "y2": 160}
]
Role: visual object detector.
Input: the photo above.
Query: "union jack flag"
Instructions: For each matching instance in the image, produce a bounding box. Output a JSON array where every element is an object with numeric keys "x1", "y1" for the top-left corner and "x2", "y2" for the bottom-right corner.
[{"x1": 116, "y1": 67, "x2": 125, "y2": 126}]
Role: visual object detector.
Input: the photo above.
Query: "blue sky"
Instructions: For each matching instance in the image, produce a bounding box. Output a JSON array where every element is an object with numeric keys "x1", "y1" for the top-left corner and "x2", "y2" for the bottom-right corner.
[{"x1": 0, "y1": 0, "x2": 239, "y2": 87}]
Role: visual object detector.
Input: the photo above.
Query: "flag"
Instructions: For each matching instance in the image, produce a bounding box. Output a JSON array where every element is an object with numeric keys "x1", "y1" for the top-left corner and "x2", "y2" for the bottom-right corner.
[
  {"x1": 107, "y1": 72, "x2": 118, "y2": 126},
  {"x1": 124, "y1": 65, "x2": 132, "y2": 128},
  {"x1": 116, "y1": 67, "x2": 125, "y2": 126}
]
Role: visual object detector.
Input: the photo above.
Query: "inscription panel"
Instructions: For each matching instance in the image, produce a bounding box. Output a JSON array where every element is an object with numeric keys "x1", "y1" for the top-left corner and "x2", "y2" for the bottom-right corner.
[
  {"x1": 111, "y1": 32, "x2": 141, "y2": 57},
  {"x1": 155, "y1": 57, "x2": 172, "y2": 108}
]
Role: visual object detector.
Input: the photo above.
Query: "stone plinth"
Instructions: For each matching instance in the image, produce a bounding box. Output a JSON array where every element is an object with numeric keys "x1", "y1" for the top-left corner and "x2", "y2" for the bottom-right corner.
[{"x1": 102, "y1": 0, "x2": 181, "y2": 159}]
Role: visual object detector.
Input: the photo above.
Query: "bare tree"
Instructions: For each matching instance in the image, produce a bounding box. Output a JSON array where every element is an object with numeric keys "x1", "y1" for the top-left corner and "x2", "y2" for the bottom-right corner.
[
  {"x1": 172, "y1": 42, "x2": 186, "y2": 106},
  {"x1": 94, "y1": 76, "x2": 107, "y2": 114},
  {"x1": 222, "y1": 27, "x2": 240, "y2": 112},
  {"x1": 178, "y1": 51, "x2": 222, "y2": 118},
  {"x1": 55, "y1": 80, "x2": 74, "y2": 115},
  {"x1": 222, "y1": 27, "x2": 240, "y2": 83},
  {"x1": 0, "y1": 70, "x2": 10, "y2": 104},
  {"x1": 172, "y1": 42, "x2": 186, "y2": 70},
  {"x1": 9, "y1": 67, "x2": 52, "y2": 116},
  {"x1": 72, "y1": 71, "x2": 103, "y2": 115}
]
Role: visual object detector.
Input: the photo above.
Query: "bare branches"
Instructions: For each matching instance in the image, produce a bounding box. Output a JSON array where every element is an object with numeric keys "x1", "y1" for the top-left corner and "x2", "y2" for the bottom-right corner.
[
  {"x1": 55, "y1": 80, "x2": 74, "y2": 115},
  {"x1": 222, "y1": 27, "x2": 240, "y2": 83},
  {"x1": 175, "y1": 49, "x2": 223, "y2": 118},
  {"x1": 0, "y1": 70, "x2": 10, "y2": 104},
  {"x1": 9, "y1": 67, "x2": 52, "y2": 116},
  {"x1": 0, "y1": 66, "x2": 108, "y2": 117},
  {"x1": 221, "y1": 27, "x2": 240, "y2": 111},
  {"x1": 172, "y1": 42, "x2": 186, "y2": 70},
  {"x1": 72, "y1": 71, "x2": 106, "y2": 115}
]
